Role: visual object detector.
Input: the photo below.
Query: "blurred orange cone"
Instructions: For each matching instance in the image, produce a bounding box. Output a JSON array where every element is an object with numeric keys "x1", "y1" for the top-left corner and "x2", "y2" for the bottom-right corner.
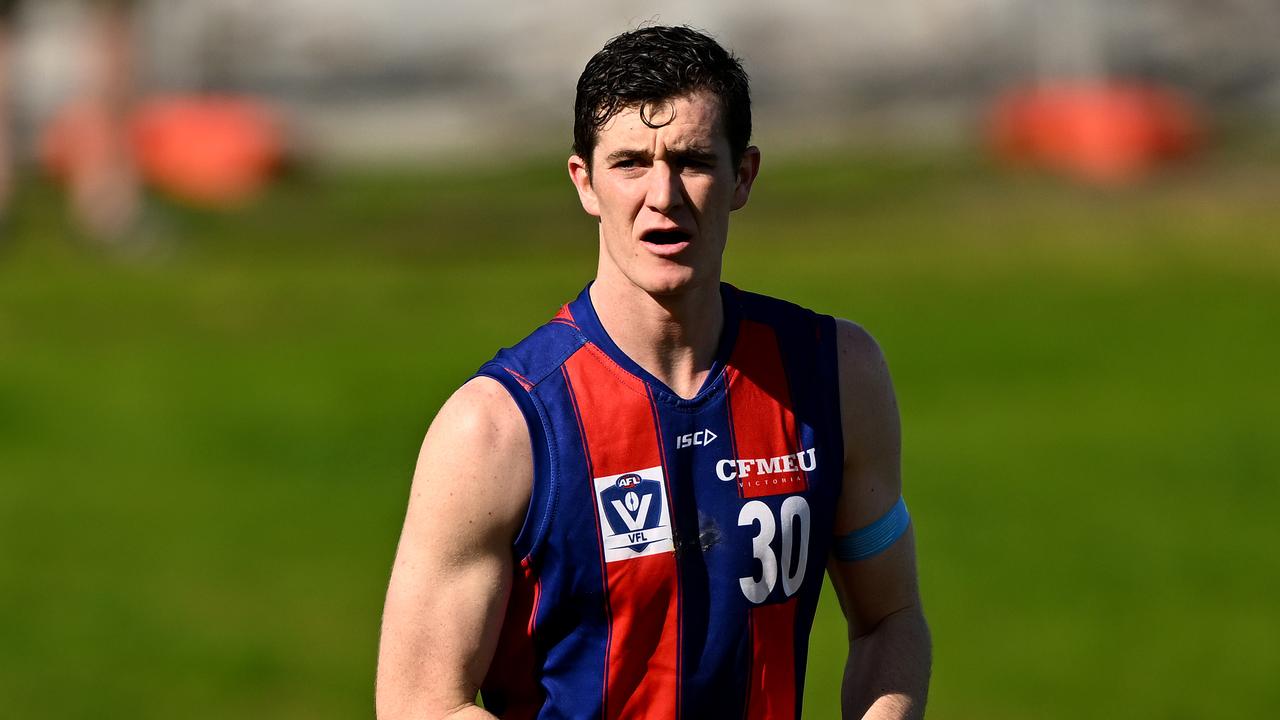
[
  {"x1": 989, "y1": 82, "x2": 1202, "y2": 184},
  {"x1": 42, "y1": 95, "x2": 285, "y2": 209}
]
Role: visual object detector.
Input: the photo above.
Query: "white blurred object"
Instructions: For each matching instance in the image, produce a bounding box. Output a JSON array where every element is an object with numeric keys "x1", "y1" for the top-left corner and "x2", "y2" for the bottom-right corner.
[{"x1": 6, "y1": 0, "x2": 1278, "y2": 164}]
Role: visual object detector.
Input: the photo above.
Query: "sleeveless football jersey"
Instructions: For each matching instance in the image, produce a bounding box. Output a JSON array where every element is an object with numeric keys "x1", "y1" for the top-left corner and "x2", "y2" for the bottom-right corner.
[{"x1": 475, "y1": 283, "x2": 843, "y2": 720}]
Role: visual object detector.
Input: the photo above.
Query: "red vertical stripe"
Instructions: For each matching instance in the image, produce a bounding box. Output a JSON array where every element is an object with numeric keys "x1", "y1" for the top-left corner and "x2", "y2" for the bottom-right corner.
[
  {"x1": 726, "y1": 320, "x2": 807, "y2": 499},
  {"x1": 481, "y1": 558, "x2": 542, "y2": 719},
  {"x1": 564, "y1": 344, "x2": 681, "y2": 720},
  {"x1": 727, "y1": 319, "x2": 801, "y2": 720},
  {"x1": 747, "y1": 600, "x2": 797, "y2": 720}
]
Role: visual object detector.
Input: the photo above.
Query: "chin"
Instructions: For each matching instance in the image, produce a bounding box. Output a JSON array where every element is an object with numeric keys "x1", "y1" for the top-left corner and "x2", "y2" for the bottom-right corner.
[{"x1": 631, "y1": 264, "x2": 708, "y2": 298}]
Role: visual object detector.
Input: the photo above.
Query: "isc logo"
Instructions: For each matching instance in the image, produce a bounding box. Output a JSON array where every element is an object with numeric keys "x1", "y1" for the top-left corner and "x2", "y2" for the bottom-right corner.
[
  {"x1": 593, "y1": 466, "x2": 674, "y2": 563},
  {"x1": 675, "y1": 429, "x2": 718, "y2": 449}
]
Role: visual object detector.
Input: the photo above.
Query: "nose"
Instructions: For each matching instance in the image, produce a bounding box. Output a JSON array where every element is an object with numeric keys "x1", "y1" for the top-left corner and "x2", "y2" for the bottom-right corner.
[{"x1": 645, "y1": 161, "x2": 684, "y2": 213}]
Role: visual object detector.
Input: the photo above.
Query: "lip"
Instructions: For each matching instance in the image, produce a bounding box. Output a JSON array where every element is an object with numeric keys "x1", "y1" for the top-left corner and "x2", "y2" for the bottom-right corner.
[
  {"x1": 640, "y1": 238, "x2": 692, "y2": 257},
  {"x1": 638, "y1": 227, "x2": 694, "y2": 257}
]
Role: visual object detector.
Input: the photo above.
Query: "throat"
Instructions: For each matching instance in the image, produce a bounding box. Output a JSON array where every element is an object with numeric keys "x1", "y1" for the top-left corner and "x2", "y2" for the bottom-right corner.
[
  {"x1": 589, "y1": 280, "x2": 725, "y2": 400},
  {"x1": 651, "y1": 354, "x2": 714, "y2": 400}
]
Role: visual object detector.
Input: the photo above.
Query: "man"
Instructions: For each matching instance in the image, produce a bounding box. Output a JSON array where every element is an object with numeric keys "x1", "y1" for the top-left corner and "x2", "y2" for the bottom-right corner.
[{"x1": 377, "y1": 25, "x2": 931, "y2": 720}]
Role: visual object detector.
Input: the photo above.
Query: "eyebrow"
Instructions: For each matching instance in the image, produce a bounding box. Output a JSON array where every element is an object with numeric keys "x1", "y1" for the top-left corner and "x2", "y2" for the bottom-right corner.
[
  {"x1": 604, "y1": 146, "x2": 719, "y2": 165},
  {"x1": 671, "y1": 147, "x2": 719, "y2": 164},
  {"x1": 605, "y1": 149, "x2": 652, "y2": 165}
]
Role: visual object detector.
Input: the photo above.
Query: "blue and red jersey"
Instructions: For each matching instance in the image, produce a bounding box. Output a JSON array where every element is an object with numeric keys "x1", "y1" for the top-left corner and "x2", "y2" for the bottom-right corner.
[{"x1": 476, "y1": 283, "x2": 844, "y2": 720}]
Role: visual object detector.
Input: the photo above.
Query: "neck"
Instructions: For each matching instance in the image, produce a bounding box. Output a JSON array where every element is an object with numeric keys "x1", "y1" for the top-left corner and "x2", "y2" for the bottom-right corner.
[{"x1": 589, "y1": 273, "x2": 724, "y2": 400}]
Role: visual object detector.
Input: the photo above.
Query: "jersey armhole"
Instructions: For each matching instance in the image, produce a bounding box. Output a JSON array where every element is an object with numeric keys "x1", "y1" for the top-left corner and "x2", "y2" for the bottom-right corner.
[
  {"x1": 817, "y1": 314, "x2": 845, "y2": 490},
  {"x1": 474, "y1": 363, "x2": 555, "y2": 564}
]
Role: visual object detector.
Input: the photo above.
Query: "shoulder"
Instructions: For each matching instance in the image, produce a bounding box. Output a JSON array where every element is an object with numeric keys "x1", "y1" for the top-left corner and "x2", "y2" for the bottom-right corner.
[
  {"x1": 834, "y1": 318, "x2": 890, "y2": 390},
  {"x1": 732, "y1": 286, "x2": 821, "y2": 327},
  {"x1": 426, "y1": 375, "x2": 528, "y2": 453},
  {"x1": 832, "y1": 318, "x2": 899, "y2": 469},
  {"x1": 480, "y1": 309, "x2": 586, "y2": 391},
  {"x1": 410, "y1": 376, "x2": 532, "y2": 540}
]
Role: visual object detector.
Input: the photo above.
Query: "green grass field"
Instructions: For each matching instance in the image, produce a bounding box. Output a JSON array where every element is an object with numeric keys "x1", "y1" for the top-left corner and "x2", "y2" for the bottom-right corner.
[{"x1": 1, "y1": 151, "x2": 1277, "y2": 718}]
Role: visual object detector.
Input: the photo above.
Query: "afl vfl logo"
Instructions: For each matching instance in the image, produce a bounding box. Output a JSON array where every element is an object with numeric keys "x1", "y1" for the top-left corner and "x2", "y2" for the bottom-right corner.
[{"x1": 593, "y1": 467, "x2": 674, "y2": 563}]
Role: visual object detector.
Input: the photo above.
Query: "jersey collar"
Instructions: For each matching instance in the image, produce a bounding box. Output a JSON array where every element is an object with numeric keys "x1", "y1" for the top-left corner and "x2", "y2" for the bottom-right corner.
[{"x1": 567, "y1": 281, "x2": 741, "y2": 407}]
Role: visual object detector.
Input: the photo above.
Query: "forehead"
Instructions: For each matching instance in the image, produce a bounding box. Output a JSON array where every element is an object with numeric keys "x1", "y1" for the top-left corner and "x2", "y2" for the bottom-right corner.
[{"x1": 593, "y1": 91, "x2": 728, "y2": 154}]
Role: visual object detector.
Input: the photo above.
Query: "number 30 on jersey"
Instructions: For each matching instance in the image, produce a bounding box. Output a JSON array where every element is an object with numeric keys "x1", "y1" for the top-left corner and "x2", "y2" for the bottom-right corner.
[{"x1": 738, "y1": 496, "x2": 811, "y2": 604}]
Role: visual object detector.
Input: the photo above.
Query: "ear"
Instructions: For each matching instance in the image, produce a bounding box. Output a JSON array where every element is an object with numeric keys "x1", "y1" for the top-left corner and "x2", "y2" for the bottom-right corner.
[
  {"x1": 568, "y1": 154, "x2": 600, "y2": 218},
  {"x1": 730, "y1": 146, "x2": 762, "y2": 211}
]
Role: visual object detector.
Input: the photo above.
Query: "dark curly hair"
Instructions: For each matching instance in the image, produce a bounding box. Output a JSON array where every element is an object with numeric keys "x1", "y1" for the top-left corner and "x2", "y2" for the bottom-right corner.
[{"x1": 573, "y1": 26, "x2": 752, "y2": 169}]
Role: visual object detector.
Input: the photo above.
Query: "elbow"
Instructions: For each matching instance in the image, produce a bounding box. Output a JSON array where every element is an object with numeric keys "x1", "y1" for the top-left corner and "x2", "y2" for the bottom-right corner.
[
  {"x1": 851, "y1": 602, "x2": 930, "y2": 645},
  {"x1": 376, "y1": 676, "x2": 485, "y2": 720},
  {"x1": 377, "y1": 698, "x2": 479, "y2": 720}
]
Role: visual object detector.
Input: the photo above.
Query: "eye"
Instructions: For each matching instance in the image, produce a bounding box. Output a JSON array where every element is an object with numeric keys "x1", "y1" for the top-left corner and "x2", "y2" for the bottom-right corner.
[{"x1": 613, "y1": 159, "x2": 644, "y2": 171}]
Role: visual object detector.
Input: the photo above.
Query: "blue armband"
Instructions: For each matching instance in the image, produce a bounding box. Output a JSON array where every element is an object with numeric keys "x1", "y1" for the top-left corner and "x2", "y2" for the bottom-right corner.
[{"x1": 832, "y1": 497, "x2": 910, "y2": 562}]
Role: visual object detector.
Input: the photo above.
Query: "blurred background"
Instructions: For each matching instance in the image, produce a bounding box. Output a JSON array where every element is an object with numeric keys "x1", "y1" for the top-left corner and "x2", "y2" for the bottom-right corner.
[{"x1": 1, "y1": 1, "x2": 1277, "y2": 718}]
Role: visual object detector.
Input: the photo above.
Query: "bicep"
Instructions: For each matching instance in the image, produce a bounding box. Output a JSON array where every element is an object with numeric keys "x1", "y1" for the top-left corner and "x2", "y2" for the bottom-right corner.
[
  {"x1": 377, "y1": 377, "x2": 533, "y2": 717},
  {"x1": 828, "y1": 319, "x2": 921, "y2": 637}
]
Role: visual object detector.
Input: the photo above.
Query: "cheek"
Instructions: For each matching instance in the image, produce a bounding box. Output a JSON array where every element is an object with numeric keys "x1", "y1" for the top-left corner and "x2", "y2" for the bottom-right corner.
[
  {"x1": 600, "y1": 186, "x2": 641, "y2": 216},
  {"x1": 693, "y1": 176, "x2": 733, "y2": 206}
]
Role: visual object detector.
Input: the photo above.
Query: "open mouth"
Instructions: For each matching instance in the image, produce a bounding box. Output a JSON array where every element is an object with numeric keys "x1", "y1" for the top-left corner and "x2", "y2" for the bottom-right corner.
[{"x1": 641, "y1": 229, "x2": 693, "y2": 245}]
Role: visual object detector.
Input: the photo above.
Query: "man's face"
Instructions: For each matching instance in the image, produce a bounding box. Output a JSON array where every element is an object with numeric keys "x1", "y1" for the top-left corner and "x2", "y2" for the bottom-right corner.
[{"x1": 569, "y1": 91, "x2": 760, "y2": 297}]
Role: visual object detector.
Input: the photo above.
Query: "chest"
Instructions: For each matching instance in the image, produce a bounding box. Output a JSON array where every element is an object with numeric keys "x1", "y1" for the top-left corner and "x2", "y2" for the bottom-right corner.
[{"x1": 538, "y1": 366, "x2": 843, "y2": 609}]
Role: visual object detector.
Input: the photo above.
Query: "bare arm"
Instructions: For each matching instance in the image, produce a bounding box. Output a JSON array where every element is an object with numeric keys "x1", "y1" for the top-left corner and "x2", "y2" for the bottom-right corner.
[
  {"x1": 376, "y1": 377, "x2": 533, "y2": 719},
  {"x1": 829, "y1": 320, "x2": 932, "y2": 720}
]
